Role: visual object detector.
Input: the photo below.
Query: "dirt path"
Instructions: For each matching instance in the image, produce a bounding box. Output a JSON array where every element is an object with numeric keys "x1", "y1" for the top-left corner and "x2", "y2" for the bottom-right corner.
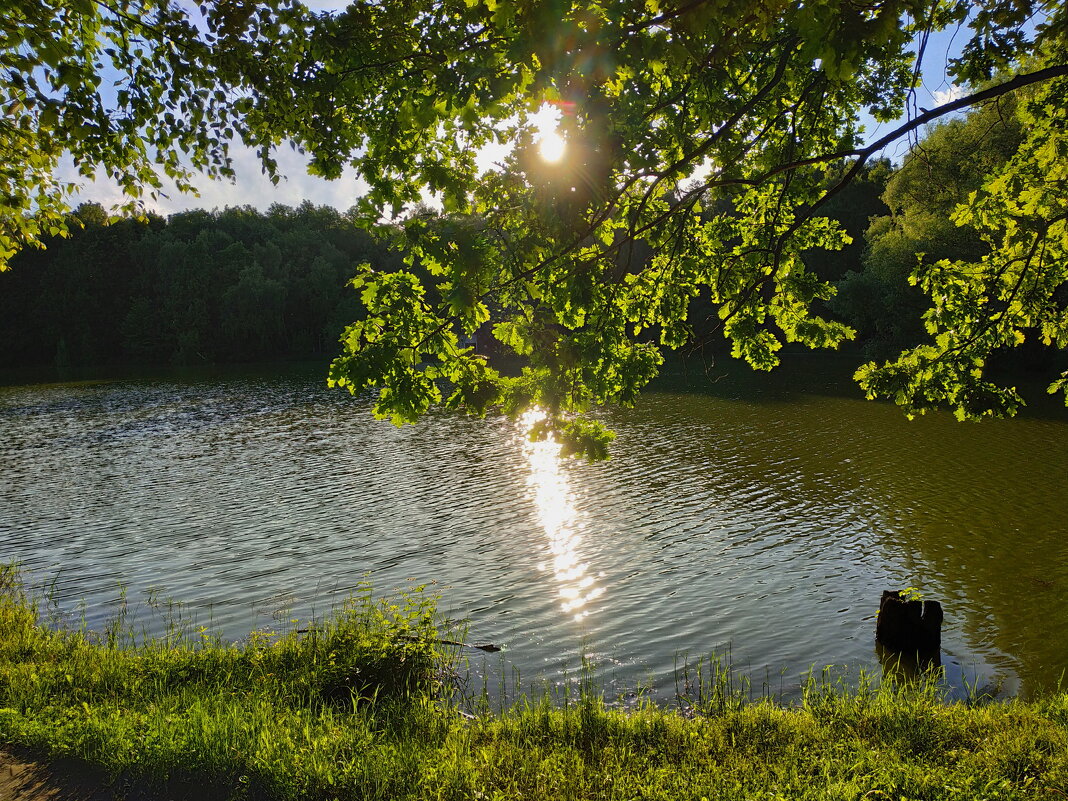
[
  {"x1": 1, "y1": 751, "x2": 227, "y2": 801},
  {"x1": 0, "y1": 750, "x2": 115, "y2": 801}
]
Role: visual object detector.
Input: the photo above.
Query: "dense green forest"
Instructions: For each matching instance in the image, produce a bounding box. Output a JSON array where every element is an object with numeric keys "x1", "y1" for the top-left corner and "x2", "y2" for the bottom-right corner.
[
  {"x1": 0, "y1": 102, "x2": 1054, "y2": 377},
  {"x1": 0, "y1": 201, "x2": 405, "y2": 371}
]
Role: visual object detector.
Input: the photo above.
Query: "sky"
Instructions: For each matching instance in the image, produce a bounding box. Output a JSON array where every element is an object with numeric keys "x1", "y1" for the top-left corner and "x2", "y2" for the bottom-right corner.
[{"x1": 63, "y1": 9, "x2": 987, "y2": 218}]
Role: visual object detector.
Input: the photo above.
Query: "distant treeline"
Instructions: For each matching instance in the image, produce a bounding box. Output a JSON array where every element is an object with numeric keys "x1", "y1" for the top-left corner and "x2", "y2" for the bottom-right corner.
[
  {"x1": 0, "y1": 101, "x2": 1047, "y2": 374},
  {"x1": 0, "y1": 201, "x2": 405, "y2": 371}
]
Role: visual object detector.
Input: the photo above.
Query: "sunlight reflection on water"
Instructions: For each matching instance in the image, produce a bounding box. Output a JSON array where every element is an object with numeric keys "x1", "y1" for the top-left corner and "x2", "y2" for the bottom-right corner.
[{"x1": 519, "y1": 409, "x2": 605, "y2": 621}]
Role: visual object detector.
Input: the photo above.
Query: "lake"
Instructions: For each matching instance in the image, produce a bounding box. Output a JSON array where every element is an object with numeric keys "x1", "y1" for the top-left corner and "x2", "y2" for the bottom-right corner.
[{"x1": 2, "y1": 358, "x2": 1066, "y2": 701}]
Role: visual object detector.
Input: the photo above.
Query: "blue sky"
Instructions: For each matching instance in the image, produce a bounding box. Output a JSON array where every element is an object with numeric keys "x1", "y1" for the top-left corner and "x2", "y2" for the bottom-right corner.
[{"x1": 65, "y1": 8, "x2": 984, "y2": 216}]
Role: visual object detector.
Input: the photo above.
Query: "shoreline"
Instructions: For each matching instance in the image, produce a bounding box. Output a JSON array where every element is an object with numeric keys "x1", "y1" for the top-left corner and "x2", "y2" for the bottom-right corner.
[{"x1": 3, "y1": 570, "x2": 1066, "y2": 801}]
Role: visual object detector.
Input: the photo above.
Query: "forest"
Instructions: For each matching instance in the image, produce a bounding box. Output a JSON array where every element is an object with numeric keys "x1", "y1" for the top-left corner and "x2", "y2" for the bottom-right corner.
[{"x1": 0, "y1": 201, "x2": 403, "y2": 371}]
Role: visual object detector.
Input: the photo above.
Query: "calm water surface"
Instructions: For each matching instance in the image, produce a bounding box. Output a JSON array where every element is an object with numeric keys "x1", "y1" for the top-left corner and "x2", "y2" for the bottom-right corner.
[{"x1": 2, "y1": 360, "x2": 1066, "y2": 700}]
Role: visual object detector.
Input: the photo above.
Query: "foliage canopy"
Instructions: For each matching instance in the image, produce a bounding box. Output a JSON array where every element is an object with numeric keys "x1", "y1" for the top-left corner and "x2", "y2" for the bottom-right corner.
[
  {"x1": 831, "y1": 102, "x2": 1026, "y2": 359},
  {"x1": 4, "y1": 0, "x2": 1068, "y2": 455},
  {"x1": 1, "y1": 0, "x2": 310, "y2": 263}
]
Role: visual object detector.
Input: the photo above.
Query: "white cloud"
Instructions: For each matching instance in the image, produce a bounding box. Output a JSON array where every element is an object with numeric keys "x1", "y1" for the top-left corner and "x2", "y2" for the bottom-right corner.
[
  {"x1": 59, "y1": 144, "x2": 369, "y2": 216},
  {"x1": 931, "y1": 84, "x2": 966, "y2": 106}
]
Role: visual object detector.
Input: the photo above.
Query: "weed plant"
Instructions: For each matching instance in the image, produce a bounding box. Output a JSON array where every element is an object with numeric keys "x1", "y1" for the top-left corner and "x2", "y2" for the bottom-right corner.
[{"x1": 2, "y1": 565, "x2": 1067, "y2": 800}]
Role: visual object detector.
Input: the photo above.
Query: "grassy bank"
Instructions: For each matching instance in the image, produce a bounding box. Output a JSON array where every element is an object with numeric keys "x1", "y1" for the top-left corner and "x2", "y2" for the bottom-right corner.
[{"x1": 2, "y1": 568, "x2": 1067, "y2": 800}]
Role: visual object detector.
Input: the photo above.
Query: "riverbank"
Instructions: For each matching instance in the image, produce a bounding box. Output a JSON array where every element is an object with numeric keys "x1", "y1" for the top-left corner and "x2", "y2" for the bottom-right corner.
[{"x1": 2, "y1": 569, "x2": 1066, "y2": 800}]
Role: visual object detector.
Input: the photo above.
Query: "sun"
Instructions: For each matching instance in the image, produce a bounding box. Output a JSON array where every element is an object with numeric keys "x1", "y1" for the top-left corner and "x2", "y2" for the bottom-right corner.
[
  {"x1": 539, "y1": 130, "x2": 566, "y2": 163},
  {"x1": 532, "y1": 103, "x2": 566, "y2": 163}
]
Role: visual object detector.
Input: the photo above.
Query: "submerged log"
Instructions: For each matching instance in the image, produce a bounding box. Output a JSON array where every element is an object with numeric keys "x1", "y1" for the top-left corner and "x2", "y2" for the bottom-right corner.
[
  {"x1": 296, "y1": 628, "x2": 501, "y2": 652},
  {"x1": 876, "y1": 590, "x2": 942, "y2": 658}
]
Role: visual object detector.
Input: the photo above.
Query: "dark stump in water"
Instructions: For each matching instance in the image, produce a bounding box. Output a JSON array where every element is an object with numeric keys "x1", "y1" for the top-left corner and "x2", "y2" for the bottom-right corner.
[{"x1": 876, "y1": 590, "x2": 943, "y2": 671}]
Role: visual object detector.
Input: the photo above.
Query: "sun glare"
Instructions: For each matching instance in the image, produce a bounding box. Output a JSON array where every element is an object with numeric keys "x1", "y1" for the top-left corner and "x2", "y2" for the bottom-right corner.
[
  {"x1": 533, "y1": 103, "x2": 566, "y2": 163},
  {"x1": 539, "y1": 130, "x2": 566, "y2": 162}
]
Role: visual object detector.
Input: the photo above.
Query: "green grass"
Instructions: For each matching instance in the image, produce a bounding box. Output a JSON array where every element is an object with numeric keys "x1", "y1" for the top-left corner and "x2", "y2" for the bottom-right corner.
[{"x1": 2, "y1": 565, "x2": 1067, "y2": 800}]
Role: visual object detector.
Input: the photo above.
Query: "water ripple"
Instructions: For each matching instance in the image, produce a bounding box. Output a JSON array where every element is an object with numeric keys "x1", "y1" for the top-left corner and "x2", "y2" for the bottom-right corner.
[{"x1": 2, "y1": 364, "x2": 1066, "y2": 700}]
